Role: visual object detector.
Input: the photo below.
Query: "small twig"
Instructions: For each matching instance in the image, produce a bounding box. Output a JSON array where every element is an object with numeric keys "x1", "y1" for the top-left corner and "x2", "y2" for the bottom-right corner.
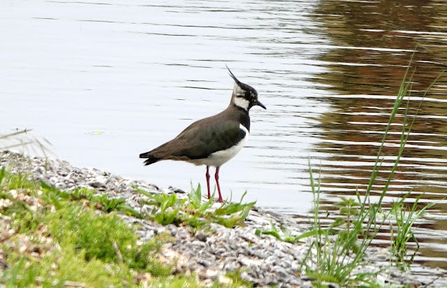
[{"x1": 113, "y1": 241, "x2": 123, "y2": 264}]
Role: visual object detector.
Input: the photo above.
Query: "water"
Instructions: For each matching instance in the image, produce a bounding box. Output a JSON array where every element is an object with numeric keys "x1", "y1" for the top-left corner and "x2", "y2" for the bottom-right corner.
[{"x1": 2, "y1": 0, "x2": 447, "y2": 271}]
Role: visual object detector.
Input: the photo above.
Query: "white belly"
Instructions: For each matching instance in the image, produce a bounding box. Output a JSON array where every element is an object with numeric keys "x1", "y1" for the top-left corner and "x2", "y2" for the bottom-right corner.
[{"x1": 193, "y1": 124, "x2": 249, "y2": 167}]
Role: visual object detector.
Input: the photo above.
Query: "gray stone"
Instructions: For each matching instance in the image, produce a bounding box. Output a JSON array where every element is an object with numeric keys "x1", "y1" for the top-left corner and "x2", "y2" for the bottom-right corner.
[
  {"x1": 197, "y1": 259, "x2": 211, "y2": 267},
  {"x1": 272, "y1": 266, "x2": 289, "y2": 280},
  {"x1": 195, "y1": 230, "x2": 207, "y2": 242}
]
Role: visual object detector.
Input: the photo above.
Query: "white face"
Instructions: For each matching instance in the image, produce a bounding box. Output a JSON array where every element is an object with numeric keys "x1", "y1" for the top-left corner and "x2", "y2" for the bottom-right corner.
[{"x1": 233, "y1": 83, "x2": 250, "y2": 110}]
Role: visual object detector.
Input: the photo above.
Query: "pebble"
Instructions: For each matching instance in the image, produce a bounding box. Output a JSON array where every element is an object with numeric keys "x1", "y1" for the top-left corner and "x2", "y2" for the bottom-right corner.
[
  {"x1": 195, "y1": 230, "x2": 207, "y2": 242},
  {"x1": 1, "y1": 151, "x2": 447, "y2": 287}
]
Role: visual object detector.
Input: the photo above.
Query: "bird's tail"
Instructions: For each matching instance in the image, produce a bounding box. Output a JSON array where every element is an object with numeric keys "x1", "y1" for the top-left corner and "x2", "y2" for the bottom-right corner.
[{"x1": 139, "y1": 152, "x2": 161, "y2": 166}]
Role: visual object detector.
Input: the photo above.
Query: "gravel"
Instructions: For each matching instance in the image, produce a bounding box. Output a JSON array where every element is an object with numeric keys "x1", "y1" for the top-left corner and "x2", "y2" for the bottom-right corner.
[{"x1": 1, "y1": 150, "x2": 447, "y2": 287}]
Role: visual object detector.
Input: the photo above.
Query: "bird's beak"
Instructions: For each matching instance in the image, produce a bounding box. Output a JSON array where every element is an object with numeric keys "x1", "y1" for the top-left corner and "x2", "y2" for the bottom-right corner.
[{"x1": 256, "y1": 100, "x2": 266, "y2": 110}]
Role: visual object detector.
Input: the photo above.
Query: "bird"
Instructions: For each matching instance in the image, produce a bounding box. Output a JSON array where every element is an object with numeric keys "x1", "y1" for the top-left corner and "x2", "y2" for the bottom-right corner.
[{"x1": 139, "y1": 67, "x2": 266, "y2": 202}]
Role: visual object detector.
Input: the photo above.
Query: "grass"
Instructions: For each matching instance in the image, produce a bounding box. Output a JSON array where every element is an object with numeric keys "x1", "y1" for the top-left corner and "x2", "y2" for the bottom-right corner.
[
  {"x1": 390, "y1": 192, "x2": 435, "y2": 269},
  {"x1": 40, "y1": 182, "x2": 142, "y2": 217},
  {"x1": 297, "y1": 59, "x2": 440, "y2": 287},
  {"x1": 0, "y1": 167, "x2": 176, "y2": 287},
  {"x1": 136, "y1": 183, "x2": 256, "y2": 229},
  {"x1": 0, "y1": 167, "x2": 257, "y2": 287},
  {"x1": 0, "y1": 129, "x2": 51, "y2": 157}
]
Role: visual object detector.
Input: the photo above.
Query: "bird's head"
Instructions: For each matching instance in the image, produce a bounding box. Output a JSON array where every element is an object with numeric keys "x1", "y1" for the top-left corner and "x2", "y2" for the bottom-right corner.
[{"x1": 227, "y1": 66, "x2": 266, "y2": 111}]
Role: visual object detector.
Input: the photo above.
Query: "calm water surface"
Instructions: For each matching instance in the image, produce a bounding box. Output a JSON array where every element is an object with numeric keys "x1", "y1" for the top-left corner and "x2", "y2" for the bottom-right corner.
[{"x1": 2, "y1": 0, "x2": 447, "y2": 271}]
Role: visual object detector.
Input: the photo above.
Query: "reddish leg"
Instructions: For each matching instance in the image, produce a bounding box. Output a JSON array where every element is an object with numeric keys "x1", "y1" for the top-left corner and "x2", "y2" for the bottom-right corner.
[
  {"x1": 215, "y1": 167, "x2": 223, "y2": 203},
  {"x1": 205, "y1": 166, "x2": 211, "y2": 199}
]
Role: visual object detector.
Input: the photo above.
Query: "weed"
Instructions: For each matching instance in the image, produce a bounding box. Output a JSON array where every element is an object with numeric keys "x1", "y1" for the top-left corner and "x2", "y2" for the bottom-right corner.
[
  {"x1": 136, "y1": 183, "x2": 256, "y2": 229},
  {"x1": 0, "y1": 167, "x2": 38, "y2": 191},
  {"x1": 390, "y1": 193, "x2": 435, "y2": 269},
  {"x1": 299, "y1": 59, "x2": 439, "y2": 287},
  {"x1": 0, "y1": 129, "x2": 51, "y2": 157},
  {"x1": 255, "y1": 222, "x2": 300, "y2": 243},
  {"x1": 40, "y1": 182, "x2": 141, "y2": 218}
]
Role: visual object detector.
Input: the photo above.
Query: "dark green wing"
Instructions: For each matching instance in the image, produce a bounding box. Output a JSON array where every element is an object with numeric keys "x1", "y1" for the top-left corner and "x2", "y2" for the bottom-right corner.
[{"x1": 171, "y1": 119, "x2": 246, "y2": 159}]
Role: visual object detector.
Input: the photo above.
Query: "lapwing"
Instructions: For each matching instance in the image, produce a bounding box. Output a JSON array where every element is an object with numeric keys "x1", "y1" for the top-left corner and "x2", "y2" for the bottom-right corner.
[{"x1": 139, "y1": 67, "x2": 265, "y2": 202}]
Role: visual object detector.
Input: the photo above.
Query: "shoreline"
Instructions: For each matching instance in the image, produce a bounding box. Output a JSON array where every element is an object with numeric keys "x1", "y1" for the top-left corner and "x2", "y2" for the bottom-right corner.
[{"x1": 1, "y1": 150, "x2": 446, "y2": 287}]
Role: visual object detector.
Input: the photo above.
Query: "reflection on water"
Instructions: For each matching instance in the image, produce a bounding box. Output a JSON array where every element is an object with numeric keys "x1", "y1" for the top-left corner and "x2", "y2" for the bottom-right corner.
[
  {"x1": 312, "y1": 0, "x2": 447, "y2": 270},
  {"x1": 1, "y1": 0, "x2": 447, "y2": 272}
]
